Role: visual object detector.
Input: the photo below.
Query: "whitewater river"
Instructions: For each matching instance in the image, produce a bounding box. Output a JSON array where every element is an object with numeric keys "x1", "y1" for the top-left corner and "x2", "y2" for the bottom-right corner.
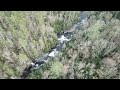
[{"x1": 20, "y1": 11, "x2": 89, "y2": 79}]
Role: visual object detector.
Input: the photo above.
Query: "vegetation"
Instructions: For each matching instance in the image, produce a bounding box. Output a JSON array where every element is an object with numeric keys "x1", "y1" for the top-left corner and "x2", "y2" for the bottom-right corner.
[
  {"x1": 28, "y1": 11, "x2": 120, "y2": 79},
  {"x1": 0, "y1": 11, "x2": 80, "y2": 79},
  {"x1": 1, "y1": 11, "x2": 120, "y2": 79}
]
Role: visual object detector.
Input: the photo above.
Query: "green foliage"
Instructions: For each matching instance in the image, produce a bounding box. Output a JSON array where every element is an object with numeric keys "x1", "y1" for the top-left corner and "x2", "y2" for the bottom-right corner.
[
  {"x1": 85, "y1": 20, "x2": 105, "y2": 41},
  {"x1": 50, "y1": 61, "x2": 64, "y2": 77},
  {"x1": 53, "y1": 20, "x2": 64, "y2": 34}
]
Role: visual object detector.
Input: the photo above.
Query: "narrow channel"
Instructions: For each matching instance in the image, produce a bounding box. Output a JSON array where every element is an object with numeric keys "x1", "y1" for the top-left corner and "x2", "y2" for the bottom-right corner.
[{"x1": 21, "y1": 11, "x2": 89, "y2": 79}]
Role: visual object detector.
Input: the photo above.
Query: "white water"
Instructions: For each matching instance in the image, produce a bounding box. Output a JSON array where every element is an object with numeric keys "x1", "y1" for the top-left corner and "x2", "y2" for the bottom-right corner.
[{"x1": 48, "y1": 49, "x2": 58, "y2": 57}]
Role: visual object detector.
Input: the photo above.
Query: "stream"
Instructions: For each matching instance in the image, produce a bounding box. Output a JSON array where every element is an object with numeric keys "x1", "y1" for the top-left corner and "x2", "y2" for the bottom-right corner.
[{"x1": 20, "y1": 11, "x2": 89, "y2": 79}]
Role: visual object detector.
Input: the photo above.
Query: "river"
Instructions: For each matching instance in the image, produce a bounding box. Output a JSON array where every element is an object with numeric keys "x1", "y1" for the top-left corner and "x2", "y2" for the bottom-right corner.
[{"x1": 20, "y1": 11, "x2": 89, "y2": 79}]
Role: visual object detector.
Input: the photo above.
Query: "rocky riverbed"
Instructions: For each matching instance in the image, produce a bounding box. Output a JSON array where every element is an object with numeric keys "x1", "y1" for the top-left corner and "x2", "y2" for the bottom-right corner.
[{"x1": 20, "y1": 11, "x2": 90, "y2": 79}]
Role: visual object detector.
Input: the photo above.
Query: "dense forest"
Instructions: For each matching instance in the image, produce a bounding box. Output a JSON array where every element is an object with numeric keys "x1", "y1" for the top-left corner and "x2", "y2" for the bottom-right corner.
[
  {"x1": 0, "y1": 11, "x2": 80, "y2": 79},
  {"x1": 1, "y1": 11, "x2": 120, "y2": 79}
]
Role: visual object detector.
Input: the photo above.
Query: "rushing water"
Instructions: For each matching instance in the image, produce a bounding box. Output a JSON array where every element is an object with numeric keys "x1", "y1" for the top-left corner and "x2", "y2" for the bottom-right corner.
[{"x1": 20, "y1": 11, "x2": 89, "y2": 79}]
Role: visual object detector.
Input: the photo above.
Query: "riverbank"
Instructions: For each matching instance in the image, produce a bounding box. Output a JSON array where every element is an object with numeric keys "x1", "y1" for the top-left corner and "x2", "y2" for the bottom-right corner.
[
  {"x1": 21, "y1": 11, "x2": 90, "y2": 79},
  {"x1": 20, "y1": 21, "x2": 82, "y2": 79}
]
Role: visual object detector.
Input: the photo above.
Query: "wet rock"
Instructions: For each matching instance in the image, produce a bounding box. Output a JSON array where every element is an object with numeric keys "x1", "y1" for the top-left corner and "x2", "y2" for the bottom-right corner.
[{"x1": 35, "y1": 61, "x2": 45, "y2": 66}]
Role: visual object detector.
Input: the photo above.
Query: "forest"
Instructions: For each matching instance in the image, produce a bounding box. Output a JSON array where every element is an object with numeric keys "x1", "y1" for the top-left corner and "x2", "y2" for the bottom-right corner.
[{"x1": 0, "y1": 11, "x2": 120, "y2": 79}]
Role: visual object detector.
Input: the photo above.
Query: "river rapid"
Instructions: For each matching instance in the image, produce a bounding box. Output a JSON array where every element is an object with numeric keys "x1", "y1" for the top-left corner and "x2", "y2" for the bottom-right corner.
[{"x1": 20, "y1": 11, "x2": 90, "y2": 79}]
